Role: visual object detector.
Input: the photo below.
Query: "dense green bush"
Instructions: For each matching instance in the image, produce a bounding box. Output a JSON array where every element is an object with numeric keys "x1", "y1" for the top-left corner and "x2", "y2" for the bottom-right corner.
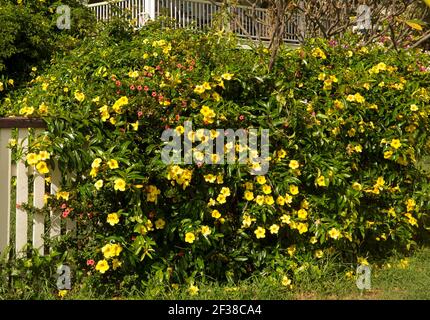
[
  {"x1": 0, "y1": 0, "x2": 95, "y2": 95},
  {"x1": 2, "y1": 21, "x2": 430, "y2": 294}
]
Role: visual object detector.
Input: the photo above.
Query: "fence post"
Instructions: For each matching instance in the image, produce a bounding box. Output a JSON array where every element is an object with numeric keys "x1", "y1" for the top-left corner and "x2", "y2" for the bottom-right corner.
[
  {"x1": 144, "y1": 0, "x2": 156, "y2": 19},
  {"x1": 15, "y1": 128, "x2": 29, "y2": 257},
  {"x1": 0, "y1": 128, "x2": 12, "y2": 254}
]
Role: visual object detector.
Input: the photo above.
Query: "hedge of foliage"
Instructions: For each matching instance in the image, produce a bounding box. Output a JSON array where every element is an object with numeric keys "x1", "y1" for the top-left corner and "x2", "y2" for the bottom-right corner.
[
  {"x1": 2, "y1": 21, "x2": 430, "y2": 292},
  {"x1": 0, "y1": 0, "x2": 94, "y2": 96}
]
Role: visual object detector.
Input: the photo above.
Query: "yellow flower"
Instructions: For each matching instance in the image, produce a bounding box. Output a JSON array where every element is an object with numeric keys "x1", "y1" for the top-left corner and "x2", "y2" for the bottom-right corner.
[
  {"x1": 38, "y1": 102, "x2": 48, "y2": 114},
  {"x1": 256, "y1": 176, "x2": 266, "y2": 185},
  {"x1": 56, "y1": 191, "x2": 70, "y2": 201},
  {"x1": 357, "y1": 257, "x2": 369, "y2": 266},
  {"x1": 289, "y1": 160, "x2": 300, "y2": 170},
  {"x1": 212, "y1": 210, "x2": 221, "y2": 219},
  {"x1": 289, "y1": 185, "x2": 299, "y2": 195},
  {"x1": 185, "y1": 232, "x2": 195, "y2": 243},
  {"x1": 354, "y1": 145, "x2": 362, "y2": 153},
  {"x1": 128, "y1": 70, "x2": 139, "y2": 78},
  {"x1": 390, "y1": 139, "x2": 401, "y2": 149},
  {"x1": 276, "y1": 196, "x2": 285, "y2": 206},
  {"x1": 376, "y1": 176, "x2": 385, "y2": 186},
  {"x1": 94, "y1": 179, "x2": 103, "y2": 190},
  {"x1": 99, "y1": 105, "x2": 110, "y2": 122},
  {"x1": 410, "y1": 104, "x2": 419, "y2": 112},
  {"x1": 58, "y1": 290, "x2": 68, "y2": 298},
  {"x1": 254, "y1": 226, "x2": 266, "y2": 239},
  {"x1": 244, "y1": 191, "x2": 254, "y2": 201},
  {"x1": 284, "y1": 193, "x2": 293, "y2": 204},
  {"x1": 354, "y1": 93, "x2": 365, "y2": 104},
  {"x1": 101, "y1": 244, "x2": 115, "y2": 259},
  {"x1": 194, "y1": 85, "x2": 205, "y2": 94},
  {"x1": 202, "y1": 82, "x2": 211, "y2": 90},
  {"x1": 217, "y1": 193, "x2": 226, "y2": 204},
  {"x1": 287, "y1": 245, "x2": 296, "y2": 256},
  {"x1": 95, "y1": 260, "x2": 110, "y2": 274},
  {"x1": 107, "y1": 159, "x2": 119, "y2": 169},
  {"x1": 352, "y1": 182, "x2": 362, "y2": 191},
  {"x1": 188, "y1": 285, "x2": 199, "y2": 296},
  {"x1": 112, "y1": 258, "x2": 122, "y2": 270},
  {"x1": 90, "y1": 168, "x2": 98, "y2": 178},
  {"x1": 220, "y1": 187, "x2": 231, "y2": 197},
  {"x1": 153, "y1": 218, "x2": 165, "y2": 230},
  {"x1": 112, "y1": 96, "x2": 129, "y2": 114},
  {"x1": 276, "y1": 149, "x2": 287, "y2": 159},
  {"x1": 328, "y1": 227, "x2": 341, "y2": 240},
  {"x1": 333, "y1": 99, "x2": 344, "y2": 110},
  {"x1": 405, "y1": 213, "x2": 418, "y2": 226},
  {"x1": 147, "y1": 185, "x2": 161, "y2": 202},
  {"x1": 406, "y1": 198, "x2": 416, "y2": 212},
  {"x1": 36, "y1": 161, "x2": 49, "y2": 174},
  {"x1": 269, "y1": 224, "x2": 280, "y2": 234},
  {"x1": 175, "y1": 125, "x2": 185, "y2": 135},
  {"x1": 92, "y1": 158, "x2": 102, "y2": 169},
  {"x1": 281, "y1": 276, "x2": 292, "y2": 287},
  {"x1": 201, "y1": 225, "x2": 211, "y2": 236},
  {"x1": 262, "y1": 184, "x2": 272, "y2": 194},
  {"x1": 38, "y1": 151, "x2": 50, "y2": 161},
  {"x1": 399, "y1": 258, "x2": 409, "y2": 269},
  {"x1": 265, "y1": 195, "x2": 275, "y2": 205},
  {"x1": 280, "y1": 214, "x2": 291, "y2": 224},
  {"x1": 310, "y1": 236, "x2": 318, "y2": 244},
  {"x1": 107, "y1": 213, "x2": 120, "y2": 226},
  {"x1": 297, "y1": 222, "x2": 308, "y2": 234},
  {"x1": 114, "y1": 178, "x2": 126, "y2": 191},
  {"x1": 312, "y1": 47, "x2": 327, "y2": 59},
  {"x1": 242, "y1": 214, "x2": 255, "y2": 228},
  {"x1": 26, "y1": 153, "x2": 41, "y2": 166},
  {"x1": 74, "y1": 91, "x2": 85, "y2": 102},
  {"x1": 203, "y1": 174, "x2": 215, "y2": 183},
  {"x1": 131, "y1": 121, "x2": 139, "y2": 131},
  {"x1": 297, "y1": 209, "x2": 308, "y2": 220},
  {"x1": 316, "y1": 176, "x2": 326, "y2": 187},
  {"x1": 314, "y1": 250, "x2": 324, "y2": 259},
  {"x1": 221, "y1": 73, "x2": 234, "y2": 80},
  {"x1": 208, "y1": 198, "x2": 216, "y2": 207},
  {"x1": 384, "y1": 150, "x2": 393, "y2": 159},
  {"x1": 211, "y1": 154, "x2": 220, "y2": 164},
  {"x1": 346, "y1": 94, "x2": 355, "y2": 102},
  {"x1": 255, "y1": 195, "x2": 265, "y2": 206}
]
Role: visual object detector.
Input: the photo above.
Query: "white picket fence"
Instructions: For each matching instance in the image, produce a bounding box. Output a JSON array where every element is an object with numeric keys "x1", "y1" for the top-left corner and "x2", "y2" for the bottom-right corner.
[
  {"x1": 86, "y1": 0, "x2": 302, "y2": 43},
  {"x1": 0, "y1": 118, "x2": 74, "y2": 258}
]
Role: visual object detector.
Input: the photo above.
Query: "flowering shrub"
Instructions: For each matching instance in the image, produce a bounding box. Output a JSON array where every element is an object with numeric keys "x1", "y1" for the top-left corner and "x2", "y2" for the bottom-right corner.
[{"x1": 2, "y1": 23, "x2": 430, "y2": 290}]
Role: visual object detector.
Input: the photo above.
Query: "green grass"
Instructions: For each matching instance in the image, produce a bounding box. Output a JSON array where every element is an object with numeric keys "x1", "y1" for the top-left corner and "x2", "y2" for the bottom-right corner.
[
  {"x1": 1, "y1": 246, "x2": 430, "y2": 300},
  {"x1": 40, "y1": 246, "x2": 430, "y2": 300}
]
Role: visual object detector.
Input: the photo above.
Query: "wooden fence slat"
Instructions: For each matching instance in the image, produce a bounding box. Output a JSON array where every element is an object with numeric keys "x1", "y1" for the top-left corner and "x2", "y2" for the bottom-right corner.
[
  {"x1": 0, "y1": 128, "x2": 12, "y2": 254},
  {"x1": 32, "y1": 129, "x2": 45, "y2": 254},
  {"x1": 50, "y1": 163, "x2": 61, "y2": 239},
  {"x1": 15, "y1": 128, "x2": 29, "y2": 257}
]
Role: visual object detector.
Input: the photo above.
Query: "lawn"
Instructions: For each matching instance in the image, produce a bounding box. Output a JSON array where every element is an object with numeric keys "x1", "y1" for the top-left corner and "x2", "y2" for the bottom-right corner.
[{"x1": 38, "y1": 246, "x2": 428, "y2": 300}]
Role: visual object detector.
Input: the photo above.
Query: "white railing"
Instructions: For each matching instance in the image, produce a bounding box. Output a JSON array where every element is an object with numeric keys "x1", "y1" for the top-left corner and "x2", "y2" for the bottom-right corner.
[
  {"x1": 0, "y1": 118, "x2": 74, "y2": 258},
  {"x1": 86, "y1": 0, "x2": 301, "y2": 43}
]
